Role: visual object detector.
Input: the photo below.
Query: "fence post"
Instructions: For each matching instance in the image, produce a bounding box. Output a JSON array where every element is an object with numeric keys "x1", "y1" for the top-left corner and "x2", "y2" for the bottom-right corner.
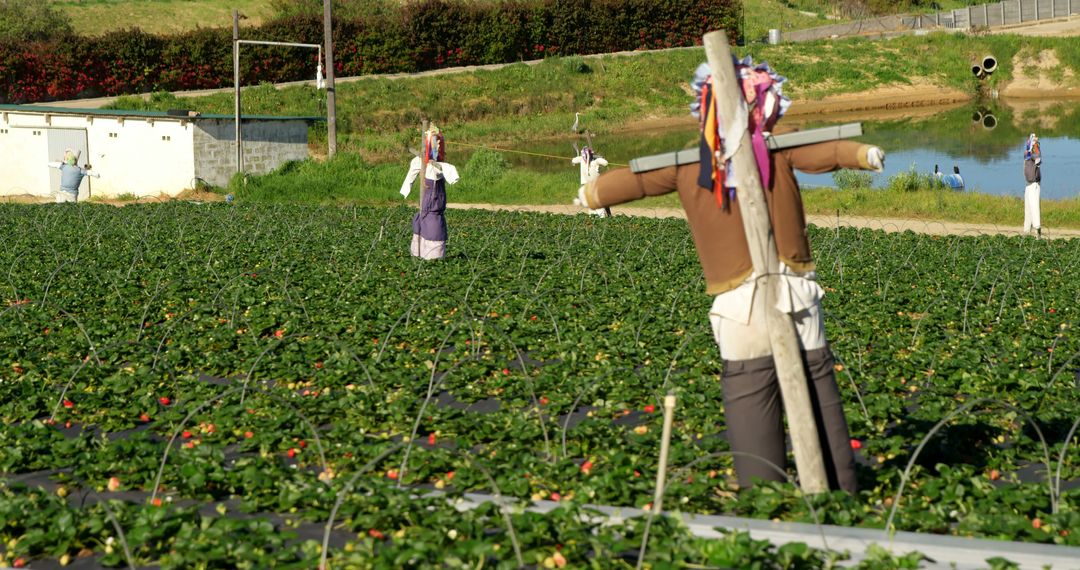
[
  {"x1": 1019, "y1": 0, "x2": 1024, "y2": 22},
  {"x1": 1002, "y1": 1, "x2": 1006, "y2": 25}
]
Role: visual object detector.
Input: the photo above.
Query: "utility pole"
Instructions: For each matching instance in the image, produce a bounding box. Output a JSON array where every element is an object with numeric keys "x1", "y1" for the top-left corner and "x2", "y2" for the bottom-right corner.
[
  {"x1": 233, "y1": 10, "x2": 243, "y2": 174},
  {"x1": 702, "y1": 29, "x2": 828, "y2": 494},
  {"x1": 323, "y1": 0, "x2": 337, "y2": 158}
]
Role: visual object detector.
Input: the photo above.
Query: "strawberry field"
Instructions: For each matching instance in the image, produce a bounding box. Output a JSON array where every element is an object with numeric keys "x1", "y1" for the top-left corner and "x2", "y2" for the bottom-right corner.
[{"x1": 1, "y1": 203, "x2": 1079, "y2": 569}]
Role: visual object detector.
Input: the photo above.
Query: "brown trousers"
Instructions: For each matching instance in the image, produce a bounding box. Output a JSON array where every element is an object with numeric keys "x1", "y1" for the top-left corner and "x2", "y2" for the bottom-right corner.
[{"x1": 721, "y1": 346, "x2": 857, "y2": 493}]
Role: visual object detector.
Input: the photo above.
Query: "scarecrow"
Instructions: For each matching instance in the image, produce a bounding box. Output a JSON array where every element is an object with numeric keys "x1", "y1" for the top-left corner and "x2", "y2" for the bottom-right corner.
[
  {"x1": 577, "y1": 57, "x2": 886, "y2": 493},
  {"x1": 47, "y1": 149, "x2": 100, "y2": 203},
  {"x1": 1023, "y1": 133, "x2": 1041, "y2": 238},
  {"x1": 399, "y1": 124, "x2": 460, "y2": 259},
  {"x1": 571, "y1": 145, "x2": 610, "y2": 217}
]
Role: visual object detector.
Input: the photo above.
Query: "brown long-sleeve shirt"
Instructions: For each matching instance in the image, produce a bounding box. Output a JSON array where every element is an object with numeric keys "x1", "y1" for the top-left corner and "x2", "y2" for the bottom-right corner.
[{"x1": 584, "y1": 141, "x2": 876, "y2": 295}]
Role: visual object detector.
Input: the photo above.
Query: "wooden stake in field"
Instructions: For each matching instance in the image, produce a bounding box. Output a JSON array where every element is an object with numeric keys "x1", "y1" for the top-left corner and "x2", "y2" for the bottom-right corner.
[{"x1": 702, "y1": 30, "x2": 829, "y2": 493}]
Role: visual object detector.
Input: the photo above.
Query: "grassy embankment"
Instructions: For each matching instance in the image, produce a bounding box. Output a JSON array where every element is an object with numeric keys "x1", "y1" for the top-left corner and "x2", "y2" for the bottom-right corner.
[
  {"x1": 105, "y1": 28, "x2": 1080, "y2": 227},
  {"x1": 49, "y1": 0, "x2": 276, "y2": 35}
]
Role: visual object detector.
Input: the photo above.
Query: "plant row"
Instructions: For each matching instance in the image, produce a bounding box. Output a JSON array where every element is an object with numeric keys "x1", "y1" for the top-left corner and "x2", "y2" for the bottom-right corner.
[{"x1": 1, "y1": 203, "x2": 1078, "y2": 567}]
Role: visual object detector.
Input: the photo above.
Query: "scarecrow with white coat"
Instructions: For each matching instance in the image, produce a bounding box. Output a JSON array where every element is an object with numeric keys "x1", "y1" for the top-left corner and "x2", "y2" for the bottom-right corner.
[
  {"x1": 1023, "y1": 133, "x2": 1042, "y2": 238},
  {"x1": 577, "y1": 57, "x2": 886, "y2": 493},
  {"x1": 571, "y1": 146, "x2": 609, "y2": 217},
  {"x1": 400, "y1": 124, "x2": 460, "y2": 259},
  {"x1": 47, "y1": 149, "x2": 100, "y2": 203}
]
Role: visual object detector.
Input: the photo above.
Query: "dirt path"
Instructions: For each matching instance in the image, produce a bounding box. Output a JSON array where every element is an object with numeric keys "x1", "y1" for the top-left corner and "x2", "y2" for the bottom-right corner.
[{"x1": 447, "y1": 202, "x2": 1080, "y2": 240}]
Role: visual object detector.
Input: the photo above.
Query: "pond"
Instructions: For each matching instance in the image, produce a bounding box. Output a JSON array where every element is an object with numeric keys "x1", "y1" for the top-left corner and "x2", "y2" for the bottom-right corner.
[{"x1": 475, "y1": 99, "x2": 1080, "y2": 201}]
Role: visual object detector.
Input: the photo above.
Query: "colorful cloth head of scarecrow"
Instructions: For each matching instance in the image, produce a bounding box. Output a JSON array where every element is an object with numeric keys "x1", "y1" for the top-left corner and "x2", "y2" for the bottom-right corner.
[
  {"x1": 690, "y1": 57, "x2": 790, "y2": 210},
  {"x1": 1024, "y1": 133, "x2": 1041, "y2": 163},
  {"x1": 579, "y1": 146, "x2": 596, "y2": 164},
  {"x1": 424, "y1": 124, "x2": 445, "y2": 164}
]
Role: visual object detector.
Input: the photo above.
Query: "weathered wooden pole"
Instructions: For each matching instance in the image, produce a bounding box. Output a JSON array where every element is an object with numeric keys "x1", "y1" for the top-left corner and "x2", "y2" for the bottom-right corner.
[
  {"x1": 419, "y1": 119, "x2": 429, "y2": 207},
  {"x1": 702, "y1": 30, "x2": 828, "y2": 493},
  {"x1": 322, "y1": 0, "x2": 337, "y2": 158}
]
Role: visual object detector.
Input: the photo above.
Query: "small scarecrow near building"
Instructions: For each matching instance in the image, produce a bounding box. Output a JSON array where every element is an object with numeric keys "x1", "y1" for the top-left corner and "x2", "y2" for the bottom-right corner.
[
  {"x1": 577, "y1": 54, "x2": 885, "y2": 493},
  {"x1": 47, "y1": 149, "x2": 100, "y2": 203},
  {"x1": 399, "y1": 123, "x2": 460, "y2": 259}
]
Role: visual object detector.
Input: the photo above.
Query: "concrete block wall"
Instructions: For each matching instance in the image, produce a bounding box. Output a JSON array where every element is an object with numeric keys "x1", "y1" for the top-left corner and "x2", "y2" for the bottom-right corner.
[{"x1": 193, "y1": 119, "x2": 310, "y2": 187}]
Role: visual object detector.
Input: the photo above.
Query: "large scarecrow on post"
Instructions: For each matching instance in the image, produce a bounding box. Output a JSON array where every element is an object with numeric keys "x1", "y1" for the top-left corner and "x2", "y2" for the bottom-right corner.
[{"x1": 577, "y1": 48, "x2": 885, "y2": 493}]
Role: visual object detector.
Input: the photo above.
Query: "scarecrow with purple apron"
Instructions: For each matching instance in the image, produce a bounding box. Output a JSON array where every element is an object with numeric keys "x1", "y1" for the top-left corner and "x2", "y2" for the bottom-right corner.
[{"x1": 399, "y1": 124, "x2": 460, "y2": 259}]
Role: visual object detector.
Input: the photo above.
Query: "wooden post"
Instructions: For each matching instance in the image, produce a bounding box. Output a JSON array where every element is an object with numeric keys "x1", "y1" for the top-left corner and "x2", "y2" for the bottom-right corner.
[
  {"x1": 702, "y1": 30, "x2": 829, "y2": 494},
  {"x1": 322, "y1": 0, "x2": 337, "y2": 158},
  {"x1": 419, "y1": 119, "x2": 429, "y2": 208},
  {"x1": 233, "y1": 10, "x2": 242, "y2": 174}
]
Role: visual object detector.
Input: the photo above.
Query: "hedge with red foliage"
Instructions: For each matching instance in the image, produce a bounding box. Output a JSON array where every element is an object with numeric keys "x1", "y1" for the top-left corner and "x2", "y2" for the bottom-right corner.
[{"x1": 0, "y1": 0, "x2": 740, "y2": 104}]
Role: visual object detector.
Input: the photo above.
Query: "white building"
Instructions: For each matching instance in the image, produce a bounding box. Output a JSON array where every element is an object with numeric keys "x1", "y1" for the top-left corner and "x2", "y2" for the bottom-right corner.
[{"x1": 0, "y1": 104, "x2": 321, "y2": 200}]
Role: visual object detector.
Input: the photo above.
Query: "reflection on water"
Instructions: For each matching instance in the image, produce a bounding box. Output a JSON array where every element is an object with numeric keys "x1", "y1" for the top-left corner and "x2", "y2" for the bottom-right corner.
[{"x1": 461, "y1": 99, "x2": 1080, "y2": 201}]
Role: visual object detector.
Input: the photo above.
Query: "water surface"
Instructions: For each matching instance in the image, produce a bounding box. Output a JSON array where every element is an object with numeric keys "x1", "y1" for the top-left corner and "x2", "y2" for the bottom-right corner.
[{"x1": 482, "y1": 99, "x2": 1080, "y2": 201}]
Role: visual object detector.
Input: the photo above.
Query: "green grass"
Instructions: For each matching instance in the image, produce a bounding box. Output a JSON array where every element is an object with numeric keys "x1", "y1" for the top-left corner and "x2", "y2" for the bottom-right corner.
[
  {"x1": 96, "y1": 22, "x2": 1080, "y2": 227},
  {"x1": 110, "y1": 32, "x2": 1080, "y2": 164},
  {"x1": 226, "y1": 148, "x2": 1080, "y2": 229},
  {"x1": 49, "y1": 0, "x2": 277, "y2": 35},
  {"x1": 803, "y1": 186, "x2": 1080, "y2": 228}
]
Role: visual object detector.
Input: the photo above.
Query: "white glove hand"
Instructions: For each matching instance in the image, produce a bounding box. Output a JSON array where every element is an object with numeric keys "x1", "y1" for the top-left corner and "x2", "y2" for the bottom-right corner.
[
  {"x1": 1034, "y1": 157, "x2": 1042, "y2": 166},
  {"x1": 866, "y1": 146, "x2": 885, "y2": 173}
]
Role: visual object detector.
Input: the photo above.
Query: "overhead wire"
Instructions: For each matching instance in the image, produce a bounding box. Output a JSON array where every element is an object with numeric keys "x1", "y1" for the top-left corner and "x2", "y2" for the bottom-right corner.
[{"x1": 446, "y1": 140, "x2": 628, "y2": 168}]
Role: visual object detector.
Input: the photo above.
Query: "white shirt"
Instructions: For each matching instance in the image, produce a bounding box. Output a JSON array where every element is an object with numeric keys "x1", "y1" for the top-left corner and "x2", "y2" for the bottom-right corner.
[
  {"x1": 400, "y1": 156, "x2": 459, "y2": 198},
  {"x1": 709, "y1": 262, "x2": 824, "y2": 325}
]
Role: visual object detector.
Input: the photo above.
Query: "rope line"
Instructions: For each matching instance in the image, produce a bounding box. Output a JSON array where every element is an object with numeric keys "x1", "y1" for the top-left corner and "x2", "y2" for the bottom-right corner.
[{"x1": 448, "y1": 140, "x2": 628, "y2": 167}]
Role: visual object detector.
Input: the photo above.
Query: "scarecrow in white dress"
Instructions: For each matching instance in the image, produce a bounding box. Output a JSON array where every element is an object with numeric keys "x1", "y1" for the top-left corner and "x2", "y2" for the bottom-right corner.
[
  {"x1": 399, "y1": 124, "x2": 460, "y2": 259},
  {"x1": 571, "y1": 146, "x2": 610, "y2": 217}
]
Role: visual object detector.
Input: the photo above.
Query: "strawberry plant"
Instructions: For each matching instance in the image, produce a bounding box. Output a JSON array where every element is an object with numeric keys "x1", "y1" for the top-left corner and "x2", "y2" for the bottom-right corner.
[{"x1": 0, "y1": 203, "x2": 1078, "y2": 567}]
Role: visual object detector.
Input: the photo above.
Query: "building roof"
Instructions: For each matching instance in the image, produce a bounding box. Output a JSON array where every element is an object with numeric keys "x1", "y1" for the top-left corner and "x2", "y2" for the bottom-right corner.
[{"x1": 0, "y1": 104, "x2": 323, "y2": 122}]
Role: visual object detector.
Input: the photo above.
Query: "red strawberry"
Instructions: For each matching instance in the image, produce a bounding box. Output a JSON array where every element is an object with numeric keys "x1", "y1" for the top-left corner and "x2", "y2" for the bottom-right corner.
[
  {"x1": 181, "y1": 430, "x2": 192, "y2": 439},
  {"x1": 643, "y1": 404, "x2": 655, "y2": 413},
  {"x1": 244, "y1": 431, "x2": 254, "y2": 439},
  {"x1": 287, "y1": 448, "x2": 297, "y2": 458},
  {"x1": 62, "y1": 399, "x2": 74, "y2": 409},
  {"x1": 151, "y1": 497, "x2": 163, "y2": 507},
  {"x1": 368, "y1": 529, "x2": 385, "y2": 539},
  {"x1": 850, "y1": 438, "x2": 862, "y2": 450},
  {"x1": 427, "y1": 433, "x2": 437, "y2": 446},
  {"x1": 158, "y1": 396, "x2": 171, "y2": 406},
  {"x1": 139, "y1": 413, "x2": 151, "y2": 423},
  {"x1": 386, "y1": 469, "x2": 399, "y2": 480},
  {"x1": 539, "y1": 396, "x2": 549, "y2": 405}
]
